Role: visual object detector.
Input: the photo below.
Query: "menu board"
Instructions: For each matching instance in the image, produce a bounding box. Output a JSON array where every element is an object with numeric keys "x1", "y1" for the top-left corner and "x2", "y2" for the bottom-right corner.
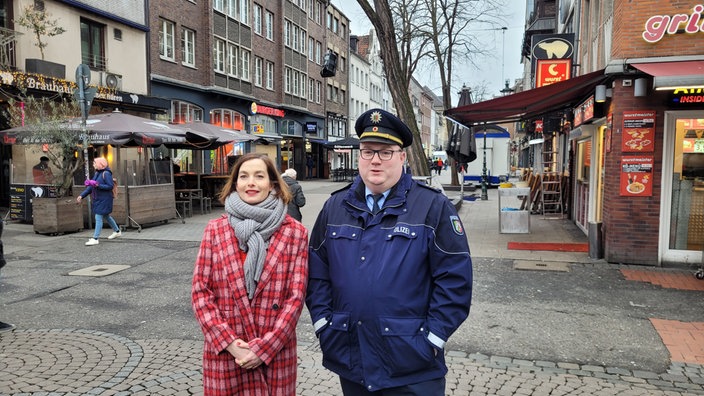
[
  {"x1": 622, "y1": 110, "x2": 656, "y2": 152},
  {"x1": 620, "y1": 156, "x2": 653, "y2": 196},
  {"x1": 9, "y1": 184, "x2": 57, "y2": 222}
]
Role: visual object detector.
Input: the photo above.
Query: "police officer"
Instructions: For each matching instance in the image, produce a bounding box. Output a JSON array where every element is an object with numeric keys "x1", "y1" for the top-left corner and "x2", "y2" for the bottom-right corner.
[{"x1": 306, "y1": 108, "x2": 473, "y2": 395}]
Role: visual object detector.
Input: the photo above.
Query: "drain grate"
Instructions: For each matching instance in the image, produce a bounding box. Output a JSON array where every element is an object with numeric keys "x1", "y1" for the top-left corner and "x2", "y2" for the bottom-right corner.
[
  {"x1": 68, "y1": 265, "x2": 131, "y2": 277},
  {"x1": 513, "y1": 260, "x2": 571, "y2": 272}
]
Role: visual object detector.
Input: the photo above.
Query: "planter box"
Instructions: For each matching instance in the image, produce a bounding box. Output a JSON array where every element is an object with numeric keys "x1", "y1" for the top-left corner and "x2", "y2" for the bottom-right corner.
[
  {"x1": 32, "y1": 197, "x2": 83, "y2": 235},
  {"x1": 25, "y1": 58, "x2": 66, "y2": 79}
]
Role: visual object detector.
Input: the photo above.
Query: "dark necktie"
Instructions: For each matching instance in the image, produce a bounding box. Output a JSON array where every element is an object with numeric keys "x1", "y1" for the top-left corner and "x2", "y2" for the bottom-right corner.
[{"x1": 372, "y1": 194, "x2": 383, "y2": 214}]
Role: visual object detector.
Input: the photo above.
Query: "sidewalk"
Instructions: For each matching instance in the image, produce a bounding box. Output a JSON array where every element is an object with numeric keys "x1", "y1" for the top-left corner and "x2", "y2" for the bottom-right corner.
[{"x1": 1, "y1": 175, "x2": 703, "y2": 395}]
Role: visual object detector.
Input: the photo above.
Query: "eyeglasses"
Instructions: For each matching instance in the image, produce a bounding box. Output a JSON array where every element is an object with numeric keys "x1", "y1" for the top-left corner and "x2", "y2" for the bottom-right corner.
[{"x1": 359, "y1": 149, "x2": 403, "y2": 161}]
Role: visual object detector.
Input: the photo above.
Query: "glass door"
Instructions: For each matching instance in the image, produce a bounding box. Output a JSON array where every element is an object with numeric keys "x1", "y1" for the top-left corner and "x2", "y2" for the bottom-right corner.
[{"x1": 660, "y1": 111, "x2": 704, "y2": 264}]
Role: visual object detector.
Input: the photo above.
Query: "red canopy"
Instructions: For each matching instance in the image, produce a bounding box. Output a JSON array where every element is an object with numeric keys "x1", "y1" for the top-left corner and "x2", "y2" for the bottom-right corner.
[{"x1": 445, "y1": 69, "x2": 609, "y2": 126}]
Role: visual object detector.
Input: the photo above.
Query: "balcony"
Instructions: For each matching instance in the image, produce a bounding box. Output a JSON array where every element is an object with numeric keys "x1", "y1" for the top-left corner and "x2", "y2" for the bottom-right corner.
[{"x1": 0, "y1": 27, "x2": 22, "y2": 70}]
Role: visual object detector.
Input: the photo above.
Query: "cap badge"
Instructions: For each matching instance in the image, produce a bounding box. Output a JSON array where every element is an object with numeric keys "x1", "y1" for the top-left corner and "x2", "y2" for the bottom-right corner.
[{"x1": 370, "y1": 111, "x2": 382, "y2": 124}]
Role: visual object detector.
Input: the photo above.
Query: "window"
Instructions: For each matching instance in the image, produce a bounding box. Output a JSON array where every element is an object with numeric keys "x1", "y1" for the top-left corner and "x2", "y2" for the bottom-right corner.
[
  {"x1": 240, "y1": 49, "x2": 250, "y2": 81},
  {"x1": 226, "y1": 0, "x2": 236, "y2": 18},
  {"x1": 300, "y1": 30, "x2": 306, "y2": 55},
  {"x1": 316, "y1": 81, "x2": 321, "y2": 103},
  {"x1": 308, "y1": 37, "x2": 314, "y2": 61},
  {"x1": 181, "y1": 27, "x2": 195, "y2": 66},
  {"x1": 253, "y1": 4, "x2": 262, "y2": 35},
  {"x1": 300, "y1": 73, "x2": 306, "y2": 98},
  {"x1": 159, "y1": 19, "x2": 175, "y2": 60},
  {"x1": 308, "y1": 77, "x2": 314, "y2": 101},
  {"x1": 292, "y1": 24, "x2": 298, "y2": 51},
  {"x1": 254, "y1": 57, "x2": 263, "y2": 86},
  {"x1": 293, "y1": 70, "x2": 299, "y2": 96},
  {"x1": 213, "y1": 0, "x2": 224, "y2": 13},
  {"x1": 284, "y1": 20, "x2": 291, "y2": 47},
  {"x1": 240, "y1": 0, "x2": 249, "y2": 24},
  {"x1": 80, "y1": 18, "x2": 105, "y2": 69},
  {"x1": 285, "y1": 67, "x2": 292, "y2": 93},
  {"x1": 265, "y1": 11, "x2": 274, "y2": 40},
  {"x1": 211, "y1": 108, "x2": 245, "y2": 130},
  {"x1": 266, "y1": 61, "x2": 274, "y2": 89},
  {"x1": 228, "y1": 43, "x2": 238, "y2": 76},
  {"x1": 171, "y1": 100, "x2": 203, "y2": 124},
  {"x1": 214, "y1": 38, "x2": 225, "y2": 73},
  {"x1": 315, "y1": 41, "x2": 322, "y2": 64}
]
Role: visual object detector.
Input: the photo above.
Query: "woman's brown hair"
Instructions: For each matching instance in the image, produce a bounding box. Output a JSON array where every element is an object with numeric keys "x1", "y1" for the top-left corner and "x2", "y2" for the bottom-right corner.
[{"x1": 218, "y1": 153, "x2": 291, "y2": 205}]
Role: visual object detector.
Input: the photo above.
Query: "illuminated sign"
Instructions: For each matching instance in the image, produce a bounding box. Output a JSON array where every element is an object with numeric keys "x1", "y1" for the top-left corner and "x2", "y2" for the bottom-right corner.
[
  {"x1": 668, "y1": 87, "x2": 704, "y2": 105},
  {"x1": 536, "y1": 59, "x2": 572, "y2": 88},
  {"x1": 573, "y1": 95, "x2": 595, "y2": 128},
  {"x1": 642, "y1": 4, "x2": 704, "y2": 43},
  {"x1": 250, "y1": 102, "x2": 285, "y2": 117}
]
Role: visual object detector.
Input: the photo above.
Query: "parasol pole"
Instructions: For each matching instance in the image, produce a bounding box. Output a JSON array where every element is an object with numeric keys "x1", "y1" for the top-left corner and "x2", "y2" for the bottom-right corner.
[{"x1": 75, "y1": 64, "x2": 96, "y2": 228}]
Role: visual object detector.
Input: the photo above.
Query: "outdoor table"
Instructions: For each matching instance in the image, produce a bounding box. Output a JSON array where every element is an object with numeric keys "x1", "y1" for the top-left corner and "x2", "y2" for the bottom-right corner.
[{"x1": 175, "y1": 188, "x2": 203, "y2": 217}]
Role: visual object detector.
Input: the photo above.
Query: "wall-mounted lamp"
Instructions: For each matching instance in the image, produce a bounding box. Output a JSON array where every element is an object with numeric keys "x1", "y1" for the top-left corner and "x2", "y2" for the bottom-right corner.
[
  {"x1": 605, "y1": 88, "x2": 613, "y2": 98},
  {"x1": 634, "y1": 78, "x2": 648, "y2": 97},
  {"x1": 595, "y1": 84, "x2": 607, "y2": 102}
]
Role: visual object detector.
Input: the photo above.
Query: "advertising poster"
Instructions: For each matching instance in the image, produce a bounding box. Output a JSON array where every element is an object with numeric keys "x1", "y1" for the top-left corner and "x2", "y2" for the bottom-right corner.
[
  {"x1": 622, "y1": 110, "x2": 656, "y2": 152},
  {"x1": 620, "y1": 156, "x2": 653, "y2": 196}
]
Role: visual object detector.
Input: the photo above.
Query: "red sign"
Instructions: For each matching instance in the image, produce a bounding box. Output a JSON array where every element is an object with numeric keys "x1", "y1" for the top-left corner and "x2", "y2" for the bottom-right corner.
[
  {"x1": 620, "y1": 156, "x2": 653, "y2": 196},
  {"x1": 622, "y1": 110, "x2": 656, "y2": 152},
  {"x1": 250, "y1": 102, "x2": 285, "y2": 117},
  {"x1": 536, "y1": 59, "x2": 572, "y2": 88},
  {"x1": 534, "y1": 120, "x2": 543, "y2": 133},
  {"x1": 573, "y1": 95, "x2": 595, "y2": 127}
]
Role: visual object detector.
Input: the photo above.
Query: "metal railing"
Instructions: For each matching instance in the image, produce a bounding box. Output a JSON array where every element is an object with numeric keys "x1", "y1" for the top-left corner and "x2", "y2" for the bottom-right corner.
[{"x1": 0, "y1": 27, "x2": 21, "y2": 69}]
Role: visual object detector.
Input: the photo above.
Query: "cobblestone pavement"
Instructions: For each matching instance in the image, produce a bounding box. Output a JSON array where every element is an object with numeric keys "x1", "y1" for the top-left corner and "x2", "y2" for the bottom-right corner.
[{"x1": 1, "y1": 328, "x2": 703, "y2": 395}]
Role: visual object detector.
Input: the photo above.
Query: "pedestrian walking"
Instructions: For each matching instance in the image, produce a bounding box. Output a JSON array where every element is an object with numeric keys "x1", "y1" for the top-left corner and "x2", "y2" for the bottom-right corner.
[
  {"x1": 76, "y1": 158, "x2": 121, "y2": 246},
  {"x1": 437, "y1": 158, "x2": 444, "y2": 175},
  {"x1": 192, "y1": 153, "x2": 309, "y2": 395},
  {"x1": 306, "y1": 108, "x2": 473, "y2": 395},
  {"x1": 282, "y1": 168, "x2": 306, "y2": 222}
]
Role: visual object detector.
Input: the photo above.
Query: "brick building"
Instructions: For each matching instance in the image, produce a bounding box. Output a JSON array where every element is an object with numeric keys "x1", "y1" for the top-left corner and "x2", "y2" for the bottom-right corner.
[{"x1": 447, "y1": 1, "x2": 704, "y2": 266}]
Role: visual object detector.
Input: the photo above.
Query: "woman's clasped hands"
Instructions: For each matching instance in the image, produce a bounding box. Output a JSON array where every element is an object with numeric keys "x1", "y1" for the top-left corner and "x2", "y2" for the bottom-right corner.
[{"x1": 227, "y1": 339, "x2": 263, "y2": 370}]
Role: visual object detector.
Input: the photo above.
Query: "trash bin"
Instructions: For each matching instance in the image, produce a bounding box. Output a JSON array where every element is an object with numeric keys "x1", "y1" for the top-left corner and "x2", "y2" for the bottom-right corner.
[{"x1": 498, "y1": 187, "x2": 530, "y2": 233}]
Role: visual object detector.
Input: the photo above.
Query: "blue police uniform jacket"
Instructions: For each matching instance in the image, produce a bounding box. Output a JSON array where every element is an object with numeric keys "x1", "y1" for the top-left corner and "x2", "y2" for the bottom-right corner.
[{"x1": 306, "y1": 172, "x2": 473, "y2": 391}]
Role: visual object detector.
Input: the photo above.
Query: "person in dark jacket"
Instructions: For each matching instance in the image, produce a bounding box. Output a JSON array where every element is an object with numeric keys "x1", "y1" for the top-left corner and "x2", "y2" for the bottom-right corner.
[
  {"x1": 76, "y1": 158, "x2": 121, "y2": 246},
  {"x1": 306, "y1": 108, "x2": 473, "y2": 395},
  {"x1": 0, "y1": 218, "x2": 15, "y2": 332},
  {"x1": 282, "y1": 168, "x2": 305, "y2": 221}
]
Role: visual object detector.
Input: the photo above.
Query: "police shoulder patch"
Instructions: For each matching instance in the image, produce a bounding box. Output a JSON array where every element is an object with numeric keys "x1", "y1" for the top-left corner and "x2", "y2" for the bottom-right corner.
[{"x1": 450, "y1": 215, "x2": 464, "y2": 235}]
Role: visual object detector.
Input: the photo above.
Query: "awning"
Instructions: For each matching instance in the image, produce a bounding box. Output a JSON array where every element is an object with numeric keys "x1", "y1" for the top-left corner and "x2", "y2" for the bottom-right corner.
[
  {"x1": 631, "y1": 61, "x2": 704, "y2": 88},
  {"x1": 445, "y1": 69, "x2": 609, "y2": 126}
]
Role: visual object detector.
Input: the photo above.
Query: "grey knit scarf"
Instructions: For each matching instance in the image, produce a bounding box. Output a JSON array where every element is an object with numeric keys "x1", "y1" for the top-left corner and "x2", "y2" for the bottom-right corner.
[{"x1": 225, "y1": 192, "x2": 286, "y2": 299}]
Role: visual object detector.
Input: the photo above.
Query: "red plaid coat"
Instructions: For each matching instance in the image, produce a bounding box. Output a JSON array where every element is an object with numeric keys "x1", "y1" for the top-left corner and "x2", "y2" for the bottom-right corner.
[{"x1": 192, "y1": 214, "x2": 309, "y2": 395}]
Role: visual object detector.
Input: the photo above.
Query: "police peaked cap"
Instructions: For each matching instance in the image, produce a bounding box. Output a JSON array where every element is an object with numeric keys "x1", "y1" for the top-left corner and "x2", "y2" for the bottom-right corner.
[{"x1": 355, "y1": 108, "x2": 413, "y2": 148}]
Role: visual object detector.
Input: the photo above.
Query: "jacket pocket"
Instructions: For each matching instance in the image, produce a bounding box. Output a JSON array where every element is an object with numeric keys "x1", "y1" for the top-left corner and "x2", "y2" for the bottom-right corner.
[
  {"x1": 319, "y1": 312, "x2": 353, "y2": 371},
  {"x1": 378, "y1": 316, "x2": 435, "y2": 377},
  {"x1": 328, "y1": 225, "x2": 361, "y2": 241}
]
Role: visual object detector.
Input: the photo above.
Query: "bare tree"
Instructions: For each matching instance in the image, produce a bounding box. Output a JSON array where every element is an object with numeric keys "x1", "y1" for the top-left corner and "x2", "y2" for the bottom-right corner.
[
  {"x1": 423, "y1": 0, "x2": 504, "y2": 185},
  {"x1": 357, "y1": 0, "x2": 504, "y2": 179},
  {"x1": 357, "y1": 0, "x2": 430, "y2": 176}
]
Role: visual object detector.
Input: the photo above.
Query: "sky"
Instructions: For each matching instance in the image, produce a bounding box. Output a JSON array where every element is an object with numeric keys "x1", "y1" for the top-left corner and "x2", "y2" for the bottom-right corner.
[{"x1": 331, "y1": 0, "x2": 527, "y2": 105}]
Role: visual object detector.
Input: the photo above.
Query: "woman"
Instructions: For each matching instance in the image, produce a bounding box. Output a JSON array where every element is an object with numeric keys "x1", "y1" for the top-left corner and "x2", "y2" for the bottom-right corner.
[
  {"x1": 76, "y1": 158, "x2": 121, "y2": 246},
  {"x1": 281, "y1": 168, "x2": 305, "y2": 222},
  {"x1": 192, "y1": 153, "x2": 309, "y2": 395}
]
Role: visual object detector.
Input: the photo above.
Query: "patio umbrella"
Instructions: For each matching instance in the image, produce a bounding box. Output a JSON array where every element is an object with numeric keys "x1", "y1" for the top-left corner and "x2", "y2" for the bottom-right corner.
[
  {"x1": 0, "y1": 112, "x2": 193, "y2": 147},
  {"x1": 179, "y1": 121, "x2": 258, "y2": 146}
]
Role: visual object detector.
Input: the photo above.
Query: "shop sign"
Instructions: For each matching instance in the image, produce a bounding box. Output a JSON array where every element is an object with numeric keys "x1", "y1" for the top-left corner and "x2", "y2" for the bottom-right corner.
[
  {"x1": 252, "y1": 124, "x2": 265, "y2": 134},
  {"x1": 620, "y1": 156, "x2": 653, "y2": 196},
  {"x1": 305, "y1": 122, "x2": 318, "y2": 134},
  {"x1": 642, "y1": 4, "x2": 704, "y2": 43},
  {"x1": 573, "y1": 95, "x2": 595, "y2": 127},
  {"x1": 668, "y1": 87, "x2": 704, "y2": 105},
  {"x1": 534, "y1": 120, "x2": 543, "y2": 133},
  {"x1": 250, "y1": 102, "x2": 285, "y2": 117},
  {"x1": 622, "y1": 110, "x2": 656, "y2": 152},
  {"x1": 536, "y1": 59, "x2": 572, "y2": 88}
]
